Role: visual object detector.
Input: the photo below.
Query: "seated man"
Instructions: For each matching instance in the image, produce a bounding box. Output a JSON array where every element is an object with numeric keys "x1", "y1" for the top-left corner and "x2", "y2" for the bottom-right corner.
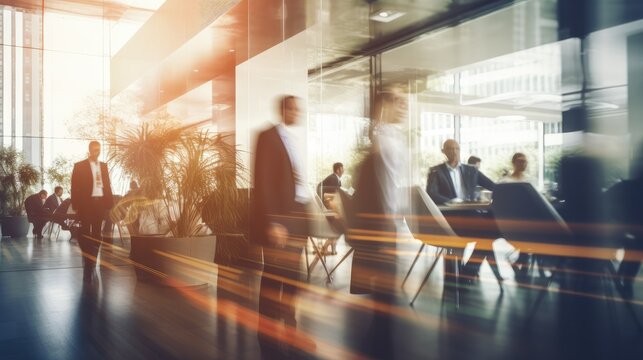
[
  {"x1": 24, "y1": 190, "x2": 49, "y2": 238},
  {"x1": 52, "y1": 198, "x2": 72, "y2": 226},
  {"x1": 426, "y1": 139, "x2": 501, "y2": 283},
  {"x1": 44, "y1": 186, "x2": 64, "y2": 214},
  {"x1": 316, "y1": 162, "x2": 344, "y2": 207},
  {"x1": 426, "y1": 139, "x2": 495, "y2": 204}
]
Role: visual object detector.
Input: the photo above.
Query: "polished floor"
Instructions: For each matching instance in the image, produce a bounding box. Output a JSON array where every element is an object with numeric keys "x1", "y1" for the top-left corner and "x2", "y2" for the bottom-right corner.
[{"x1": 1, "y1": 225, "x2": 642, "y2": 359}]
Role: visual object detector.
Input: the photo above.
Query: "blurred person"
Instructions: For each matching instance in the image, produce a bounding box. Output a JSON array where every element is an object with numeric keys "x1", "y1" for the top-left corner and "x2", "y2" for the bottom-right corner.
[
  {"x1": 426, "y1": 140, "x2": 502, "y2": 283},
  {"x1": 426, "y1": 139, "x2": 495, "y2": 205},
  {"x1": 467, "y1": 155, "x2": 487, "y2": 201},
  {"x1": 44, "y1": 186, "x2": 64, "y2": 213},
  {"x1": 120, "y1": 180, "x2": 141, "y2": 236},
  {"x1": 605, "y1": 147, "x2": 643, "y2": 299},
  {"x1": 499, "y1": 152, "x2": 531, "y2": 184},
  {"x1": 252, "y1": 95, "x2": 315, "y2": 358},
  {"x1": 24, "y1": 190, "x2": 49, "y2": 238},
  {"x1": 467, "y1": 155, "x2": 481, "y2": 169},
  {"x1": 498, "y1": 153, "x2": 542, "y2": 280},
  {"x1": 346, "y1": 88, "x2": 408, "y2": 359},
  {"x1": 126, "y1": 180, "x2": 139, "y2": 197},
  {"x1": 316, "y1": 162, "x2": 344, "y2": 201},
  {"x1": 71, "y1": 141, "x2": 114, "y2": 283}
]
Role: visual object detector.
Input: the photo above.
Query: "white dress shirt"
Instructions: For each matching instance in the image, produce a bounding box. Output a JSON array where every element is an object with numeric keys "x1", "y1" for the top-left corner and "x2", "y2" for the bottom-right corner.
[
  {"x1": 446, "y1": 162, "x2": 465, "y2": 200},
  {"x1": 89, "y1": 160, "x2": 104, "y2": 197},
  {"x1": 276, "y1": 124, "x2": 310, "y2": 204}
]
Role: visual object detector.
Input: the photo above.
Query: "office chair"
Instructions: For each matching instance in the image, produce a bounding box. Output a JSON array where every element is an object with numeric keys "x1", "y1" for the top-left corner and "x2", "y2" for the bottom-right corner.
[
  {"x1": 492, "y1": 182, "x2": 642, "y2": 330},
  {"x1": 402, "y1": 186, "x2": 471, "y2": 306},
  {"x1": 305, "y1": 193, "x2": 342, "y2": 283}
]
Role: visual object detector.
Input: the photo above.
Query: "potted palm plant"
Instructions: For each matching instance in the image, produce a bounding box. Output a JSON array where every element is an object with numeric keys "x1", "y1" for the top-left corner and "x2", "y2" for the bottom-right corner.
[
  {"x1": 0, "y1": 147, "x2": 41, "y2": 238},
  {"x1": 109, "y1": 122, "x2": 247, "y2": 286}
]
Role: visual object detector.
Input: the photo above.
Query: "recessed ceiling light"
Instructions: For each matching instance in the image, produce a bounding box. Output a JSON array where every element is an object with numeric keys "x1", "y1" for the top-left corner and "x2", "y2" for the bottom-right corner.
[{"x1": 370, "y1": 10, "x2": 405, "y2": 23}]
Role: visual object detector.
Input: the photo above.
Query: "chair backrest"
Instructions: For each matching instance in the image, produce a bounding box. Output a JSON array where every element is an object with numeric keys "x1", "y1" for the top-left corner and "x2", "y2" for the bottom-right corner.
[
  {"x1": 404, "y1": 186, "x2": 457, "y2": 245},
  {"x1": 307, "y1": 192, "x2": 342, "y2": 239},
  {"x1": 492, "y1": 182, "x2": 572, "y2": 245},
  {"x1": 337, "y1": 189, "x2": 355, "y2": 227}
]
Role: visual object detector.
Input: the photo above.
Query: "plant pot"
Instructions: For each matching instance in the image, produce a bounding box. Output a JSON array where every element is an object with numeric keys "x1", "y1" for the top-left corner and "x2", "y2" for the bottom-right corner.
[
  {"x1": 129, "y1": 235, "x2": 217, "y2": 287},
  {"x1": 0, "y1": 216, "x2": 30, "y2": 238},
  {"x1": 214, "y1": 234, "x2": 262, "y2": 270}
]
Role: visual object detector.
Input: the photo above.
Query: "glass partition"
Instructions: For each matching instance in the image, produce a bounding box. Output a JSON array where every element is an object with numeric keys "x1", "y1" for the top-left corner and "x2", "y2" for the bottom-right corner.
[{"x1": 381, "y1": 0, "x2": 567, "y2": 192}]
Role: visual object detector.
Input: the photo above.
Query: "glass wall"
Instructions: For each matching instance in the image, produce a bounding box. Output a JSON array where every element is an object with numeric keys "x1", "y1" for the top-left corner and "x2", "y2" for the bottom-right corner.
[
  {"x1": 380, "y1": 0, "x2": 567, "y2": 192},
  {"x1": 0, "y1": 2, "x2": 159, "y2": 197}
]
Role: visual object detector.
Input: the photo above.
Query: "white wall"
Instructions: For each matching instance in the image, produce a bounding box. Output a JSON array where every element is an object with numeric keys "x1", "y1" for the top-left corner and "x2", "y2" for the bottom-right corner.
[{"x1": 235, "y1": 30, "x2": 309, "y2": 184}]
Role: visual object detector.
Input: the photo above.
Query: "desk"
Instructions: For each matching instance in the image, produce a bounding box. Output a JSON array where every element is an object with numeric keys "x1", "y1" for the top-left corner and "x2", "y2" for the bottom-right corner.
[{"x1": 438, "y1": 202, "x2": 492, "y2": 212}]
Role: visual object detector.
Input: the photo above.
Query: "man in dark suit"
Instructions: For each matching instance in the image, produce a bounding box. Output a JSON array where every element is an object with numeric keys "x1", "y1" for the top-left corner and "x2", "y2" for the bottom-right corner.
[
  {"x1": 71, "y1": 141, "x2": 114, "y2": 281},
  {"x1": 253, "y1": 95, "x2": 315, "y2": 357},
  {"x1": 426, "y1": 139, "x2": 502, "y2": 283},
  {"x1": 25, "y1": 190, "x2": 49, "y2": 238},
  {"x1": 316, "y1": 162, "x2": 343, "y2": 200},
  {"x1": 44, "y1": 186, "x2": 64, "y2": 214},
  {"x1": 426, "y1": 139, "x2": 495, "y2": 204}
]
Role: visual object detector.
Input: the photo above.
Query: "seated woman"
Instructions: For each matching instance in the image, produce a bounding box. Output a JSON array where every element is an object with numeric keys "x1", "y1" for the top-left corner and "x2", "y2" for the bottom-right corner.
[
  {"x1": 499, "y1": 153, "x2": 540, "y2": 280},
  {"x1": 499, "y1": 152, "x2": 533, "y2": 184}
]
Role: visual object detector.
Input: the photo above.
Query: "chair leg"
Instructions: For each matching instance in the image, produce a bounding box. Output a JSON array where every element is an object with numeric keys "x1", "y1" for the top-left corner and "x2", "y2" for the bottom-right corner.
[
  {"x1": 308, "y1": 239, "x2": 322, "y2": 273},
  {"x1": 410, "y1": 248, "x2": 444, "y2": 306},
  {"x1": 305, "y1": 240, "x2": 311, "y2": 281},
  {"x1": 309, "y1": 238, "x2": 332, "y2": 283},
  {"x1": 402, "y1": 243, "x2": 426, "y2": 289},
  {"x1": 328, "y1": 248, "x2": 354, "y2": 277},
  {"x1": 46, "y1": 222, "x2": 55, "y2": 238}
]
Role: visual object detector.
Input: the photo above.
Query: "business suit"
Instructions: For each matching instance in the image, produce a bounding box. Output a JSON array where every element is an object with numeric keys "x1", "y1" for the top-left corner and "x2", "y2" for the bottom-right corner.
[
  {"x1": 44, "y1": 194, "x2": 62, "y2": 214},
  {"x1": 71, "y1": 159, "x2": 113, "y2": 272},
  {"x1": 426, "y1": 162, "x2": 502, "y2": 281},
  {"x1": 426, "y1": 163, "x2": 495, "y2": 205},
  {"x1": 253, "y1": 124, "x2": 310, "y2": 356},
  {"x1": 346, "y1": 153, "x2": 397, "y2": 294},
  {"x1": 316, "y1": 173, "x2": 341, "y2": 198},
  {"x1": 24, "y1": 194, "x2": 48, "y2": 237},
  {"x1": 345, "y1": 142, "x2": 400, "y2": 360}
]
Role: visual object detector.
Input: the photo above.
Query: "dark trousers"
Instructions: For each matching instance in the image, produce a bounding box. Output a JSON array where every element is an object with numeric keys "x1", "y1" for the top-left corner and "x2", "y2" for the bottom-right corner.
[
  {"x1": 78, "y1": 198, "x2": 106, "y2": 271},
  {"x1": 618, "y1": 237, "x2": 643, "y2": 295},
  {"x1": 31, "y1": 217, "x2": 49, "y2": 237},
  {"x1": 259, "y1": 242, "x2": 305, "y2": 325},
  {"x1": 257, "y1": 206, "x2": 309, "y2": 359}
]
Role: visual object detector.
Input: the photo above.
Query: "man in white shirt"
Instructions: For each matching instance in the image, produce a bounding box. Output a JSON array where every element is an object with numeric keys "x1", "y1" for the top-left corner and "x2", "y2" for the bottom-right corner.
[
  {"x1": 253, "y1": 95, "x2": 315, "y2": 357},
  {"x1": 426, "y1": 139, "x2": 502, "y2": 284},
  {"x1": 71, "y1": 141, "x2": 114, "y2": 282},
  {"x1": 426, "y1": 139, "x2": 495, "y2": 204}
]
